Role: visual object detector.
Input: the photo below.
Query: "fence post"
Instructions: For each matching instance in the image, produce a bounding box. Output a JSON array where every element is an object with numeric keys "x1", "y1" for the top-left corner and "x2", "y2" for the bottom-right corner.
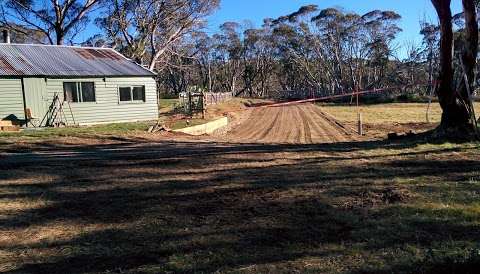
[
  {"x1": 188, "y1": 92, "x2": 192, "y2": 116},
  {"x1": 358, "y1": 112, "x2": 363, "y2": 136},
  {"x1": 202, "y1": 92, "x2": 206, "y2": 119}
]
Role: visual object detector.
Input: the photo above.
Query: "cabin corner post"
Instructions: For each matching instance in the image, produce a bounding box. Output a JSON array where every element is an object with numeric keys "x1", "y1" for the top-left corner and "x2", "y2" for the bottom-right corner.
[{"x1": 20, "y1": 77, "x2": 28, "y2": 127}]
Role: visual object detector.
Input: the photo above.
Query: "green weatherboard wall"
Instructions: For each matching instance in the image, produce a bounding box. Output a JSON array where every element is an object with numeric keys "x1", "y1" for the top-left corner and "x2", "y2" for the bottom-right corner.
[
  {"x1": 0, "y1": 79, "x2": 25, "y2": 121},
  {"x1": 0, "y1": 77, "x2": 158, "y2": 125}
]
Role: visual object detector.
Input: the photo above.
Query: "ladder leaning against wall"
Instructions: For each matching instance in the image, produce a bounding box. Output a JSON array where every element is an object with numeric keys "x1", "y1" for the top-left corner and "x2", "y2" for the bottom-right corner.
[{"x1": 40, "y1": 93, "x2": 77, "y2": 127}]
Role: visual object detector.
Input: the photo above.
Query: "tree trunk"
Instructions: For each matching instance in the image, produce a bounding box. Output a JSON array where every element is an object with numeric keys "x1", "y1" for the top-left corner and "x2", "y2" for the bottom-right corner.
[
  {"x1": 461, "y1": 0, "x2": 479, "y2": 123},
  {"x1": 55, "y1": 25, "x2": 65, "y2": 45},
  {"x1": 431, "y1": 0, "x2": 477, "y2": 136}
]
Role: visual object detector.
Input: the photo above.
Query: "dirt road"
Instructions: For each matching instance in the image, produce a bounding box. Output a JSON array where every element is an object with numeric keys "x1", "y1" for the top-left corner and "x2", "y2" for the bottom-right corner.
[{"x1": 226, "y1": 103, "x2": 359, "y2": 144}]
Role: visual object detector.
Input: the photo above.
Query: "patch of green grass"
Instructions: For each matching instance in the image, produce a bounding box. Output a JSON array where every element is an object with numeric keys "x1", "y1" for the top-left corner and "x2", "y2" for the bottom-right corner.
[
  {"x1": 170, "y1": 118, "x2": 209, "y2": 130},
  {"x1": 0, "y1": 122, "x2": 153, "y2": 139},
  {"x1": 0, "y1": 116, "x2": 213, "y2": 141},
  {"x1": 159, "y1": 99, "x2": 179, "y2": 110}
]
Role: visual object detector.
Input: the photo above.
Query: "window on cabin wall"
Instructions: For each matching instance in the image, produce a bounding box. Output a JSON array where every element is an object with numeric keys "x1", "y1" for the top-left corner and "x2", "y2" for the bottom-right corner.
[
  {"x1": 64, "y1": 82, "x2": 96, "y2": 103},
  {"x1": 118, "y1": 86, "x2": 146, "y2": 103}
]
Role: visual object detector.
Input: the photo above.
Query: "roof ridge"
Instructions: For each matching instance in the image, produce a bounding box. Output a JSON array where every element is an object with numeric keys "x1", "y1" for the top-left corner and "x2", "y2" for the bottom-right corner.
[{"x1": 0, "y1": 43, "x2": 116, "y2": 51}]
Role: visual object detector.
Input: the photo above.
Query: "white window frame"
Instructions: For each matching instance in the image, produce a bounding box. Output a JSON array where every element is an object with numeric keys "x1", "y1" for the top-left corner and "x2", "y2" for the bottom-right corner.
[{"x1": 118, "y1": 85, "x2": 146, "y2": 104}]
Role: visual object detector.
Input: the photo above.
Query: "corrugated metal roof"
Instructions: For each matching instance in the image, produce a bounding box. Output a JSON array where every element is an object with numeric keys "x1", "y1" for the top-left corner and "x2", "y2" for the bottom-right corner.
[{"x1": 0, "y1": 44, "x2": 155, "y2": 77}]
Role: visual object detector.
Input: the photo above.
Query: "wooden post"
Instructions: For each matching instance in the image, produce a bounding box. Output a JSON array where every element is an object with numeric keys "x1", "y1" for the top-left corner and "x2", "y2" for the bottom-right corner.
[
  {"x1": 202, "y1": 92, "x2": 206, "y2": 119},
  {"x1": 356, "y1": 87, "x2": 363, "y2": 136},
  {"x1": 188, "y1": 92, "x2": 192, "y2": 116},
  {"x1": 358, "y1": 112, "x2": 363, "y2": 136}
]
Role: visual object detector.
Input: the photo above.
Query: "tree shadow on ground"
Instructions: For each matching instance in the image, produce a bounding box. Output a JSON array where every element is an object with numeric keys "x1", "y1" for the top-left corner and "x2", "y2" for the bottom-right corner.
[{"x1": 1, "y1": 138, "x2": 479, "y2": 273}]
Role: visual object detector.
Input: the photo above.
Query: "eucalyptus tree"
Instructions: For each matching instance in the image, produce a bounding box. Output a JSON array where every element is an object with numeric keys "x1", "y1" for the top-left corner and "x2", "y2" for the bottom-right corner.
[
  {"x1": 194, "y1": 32, "x2": 217, "y2": 93},
  {"x1": 360, "y1": 10, "x2": 402, "y2": 88},
  {"x1": 213, "y1": 22, "x2": 244, "y2": 95},
  {"x1": 431, "y1": 0, "x2": 478, "y2": 136},
  {"x1": 420, "y1": 22, "x2": 440, "y2": 93},
  {"x1": 0, "y1": 22, "x2": 47, "y2": 43},
  {"x1": 311, "y1": 7, "x2": 348, "y2": 93},
  {"x1": 97, "y1": 0, "x2": 219, "y2": 70},
  {"x1": 242, "y1": 24, "x2": 277, "y2": 97},
  {"x1": 0, "y1": 0, "x2": 101, "y2": 45},
  {"x1": 150, "y1": 4, "x2": 409, "y2": 101},
  {"x1": 161, "y1": 41, "x2": 198, "y2": 95},
  {"x1": 270, "y1": 5, "x2": 323, "y2": 93}
]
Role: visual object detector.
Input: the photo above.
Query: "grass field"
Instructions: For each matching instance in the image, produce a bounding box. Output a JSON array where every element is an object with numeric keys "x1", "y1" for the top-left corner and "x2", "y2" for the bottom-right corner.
[{"x1": 321, "y1": 102, "x2": 480, "y2": 124}]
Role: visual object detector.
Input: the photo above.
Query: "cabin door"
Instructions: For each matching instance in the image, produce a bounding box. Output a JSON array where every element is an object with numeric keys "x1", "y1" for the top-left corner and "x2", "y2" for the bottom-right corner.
[{"x1": 23, "y1": 78, "x2": 49, "y2": 126}]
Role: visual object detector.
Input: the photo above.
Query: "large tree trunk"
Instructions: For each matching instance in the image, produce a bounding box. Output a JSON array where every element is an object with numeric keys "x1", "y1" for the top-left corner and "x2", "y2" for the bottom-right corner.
[
  {"x1": 431, "y1": 0, "x2": 478, "y2": 136},
  {"x1": 461, "y1": 0, "x2": 479, "y2": 123}
]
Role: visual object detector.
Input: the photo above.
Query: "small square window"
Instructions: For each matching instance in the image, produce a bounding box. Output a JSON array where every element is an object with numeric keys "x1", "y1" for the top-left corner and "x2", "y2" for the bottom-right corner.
[
  {"x1": 64, "y1": 82, "x2": 79, "y2": 102},
  {"x1": 119, "y1": 87, "x2": 132, "y2": 102},
  {"x1": 132, "y1": 86, "x2": 145, "y2": 101},
  {"x1": 81, "y1": 82, "x2": 96, "y2": 102}
]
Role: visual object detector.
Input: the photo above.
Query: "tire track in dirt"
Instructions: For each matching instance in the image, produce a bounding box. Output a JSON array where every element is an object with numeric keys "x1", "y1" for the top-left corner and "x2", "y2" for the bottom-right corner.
[
  {"x1": 307, "y1": 105, "x2": 345, "y2": 143},
  {"x1": 268, "y1": 105, "x2": 286, "y2": 142},
  {"x1": 310, "y1": 106, "x2": 358, "y2": 141},
  {"x1": 280, "y1": 106, "x2": 296, "y2": 143},
  {"x1": 295, "y1": 106, "x2": 308, "y2": 144},
  {"x1": 296, "y1": 104, "x2": 333, "y2": 143},
  {"x1": 247, "y1": 107, "x2": 281, "y2": 141},
  {"x1": 280, "y1": 106, "x2": 298, "y2": 144},
  {"x1": 250, "y1": 106, "x2": 282, "y2": 142},
  {"x1": 228, "y1": 108, "x2": 270, "y2": 141},
  {"x1": 287, "y1": 106, "x2": 302, "y2": 143},
  {"x1": 296, "y1": 105, "x2": 313, "y2": 144},
  {"x1": 258, "y1": 105, "x2": 285, "y2": 143}
]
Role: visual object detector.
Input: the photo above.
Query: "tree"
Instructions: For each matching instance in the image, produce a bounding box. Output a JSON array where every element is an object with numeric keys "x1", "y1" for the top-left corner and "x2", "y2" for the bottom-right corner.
[
  {"x1": 420, "y1": 22, "x2": 440, "y2": 95},
  {"x1": 0, "y1": 0, "x2": 101, "y2": 45},
  {"x1": 213, "y1": 22, "x2": 243, "y2": 95},
  {"x1": 194, "y1": 32, "x2": 217, "y2": 93},
  {"x1": 242, "y1": 26, "x2": 276, "y2": 97},
  {"x1": 431, "y1": 0, "x2": 478, "y2": 136},
  {"x1": 98, "y1": 0, "x2": 218, "y2": 70}
]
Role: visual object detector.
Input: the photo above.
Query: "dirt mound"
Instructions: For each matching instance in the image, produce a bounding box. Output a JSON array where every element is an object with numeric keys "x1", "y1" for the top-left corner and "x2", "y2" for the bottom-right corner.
[{"x1": 224, "y1": 103, "x2": 360, "y2": 144}]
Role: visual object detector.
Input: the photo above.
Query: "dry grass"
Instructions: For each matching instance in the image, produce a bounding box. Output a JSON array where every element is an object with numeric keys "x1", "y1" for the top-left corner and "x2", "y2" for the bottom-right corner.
[
  {"x1": 320, "y1": 102, "x2": 480, "y2": 124},
  {"x1": 317, "y1": 102, "x2": 480, "y2": 139}
]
